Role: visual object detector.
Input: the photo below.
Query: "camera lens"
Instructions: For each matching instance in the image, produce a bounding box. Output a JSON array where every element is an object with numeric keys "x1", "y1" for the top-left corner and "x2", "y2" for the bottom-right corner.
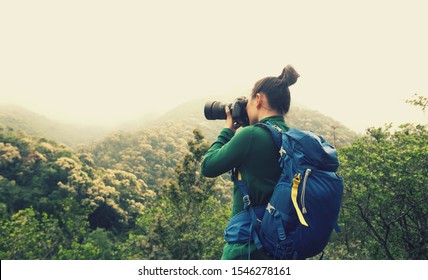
[{"x1": 204, "y1": 101, "x2": 228, "y2": 120}]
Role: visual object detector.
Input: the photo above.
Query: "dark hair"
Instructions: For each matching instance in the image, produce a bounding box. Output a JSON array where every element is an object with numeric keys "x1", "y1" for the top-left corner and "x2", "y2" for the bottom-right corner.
[{"x1": 251, "y1": 65, "x2": 299, "y2": 115}]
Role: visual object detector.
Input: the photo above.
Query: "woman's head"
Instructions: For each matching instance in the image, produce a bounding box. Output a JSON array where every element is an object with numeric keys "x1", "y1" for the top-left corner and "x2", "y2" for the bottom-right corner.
[
  {"x1": 251, "y1": 65, "x2": 299, "y2": 115},
  {"x1": 246, "y1": 65, "x2": 299, "y2": 124}
]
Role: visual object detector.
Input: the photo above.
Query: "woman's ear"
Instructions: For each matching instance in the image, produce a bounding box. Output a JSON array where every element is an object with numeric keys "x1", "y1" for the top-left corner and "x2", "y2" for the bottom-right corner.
[
  {"x1": 255, "y1": 93, "x2": 262, "y2": 109},
  {"x1": 255, "y1": 92, "x2": 268, "y2": 109}
]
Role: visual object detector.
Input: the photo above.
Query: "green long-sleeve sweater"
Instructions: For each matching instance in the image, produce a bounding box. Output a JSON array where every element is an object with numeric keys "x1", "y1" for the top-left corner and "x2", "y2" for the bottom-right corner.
[{"x1": 201, "y1": 115, "x2": 289, "y2": 259}]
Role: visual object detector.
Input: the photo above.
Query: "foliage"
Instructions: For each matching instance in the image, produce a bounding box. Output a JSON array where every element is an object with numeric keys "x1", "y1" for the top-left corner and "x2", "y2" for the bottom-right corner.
[
  {"x1": 0, "y1": 208, "x2": 62, "y2": 259},
  {"x1": 0, "y1": 126, "x2": 230, "y2": 260},
  {"x1": 55, "y1": 228, "x2": 117, "y2": 260},
  {"x1": 87, "y1": 128, "x2": 189, "y2": 188},
  {"x1": 406, "y1": 93, "x2": 428, "y2": 113},
  {"x1": 329, "y1": 123, "x2": 428, "y2": 259},
  {"x1": 117, "y1": 129, "x2": 230, "y2": 260},
  {"x1": 0, "y1": 128, "x2": 156, "y2": 259}
]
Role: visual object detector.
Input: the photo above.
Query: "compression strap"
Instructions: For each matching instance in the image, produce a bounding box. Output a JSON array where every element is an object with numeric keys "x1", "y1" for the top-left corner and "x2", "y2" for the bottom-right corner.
[{"x1": 291, "y1": 173, "x2": 309, "y2": 227}]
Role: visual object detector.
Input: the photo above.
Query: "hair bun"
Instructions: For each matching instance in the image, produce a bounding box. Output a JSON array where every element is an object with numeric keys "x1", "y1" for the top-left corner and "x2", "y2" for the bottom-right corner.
[{"x1": 278, "y1": 65, "x2": 300, "y2": 86}]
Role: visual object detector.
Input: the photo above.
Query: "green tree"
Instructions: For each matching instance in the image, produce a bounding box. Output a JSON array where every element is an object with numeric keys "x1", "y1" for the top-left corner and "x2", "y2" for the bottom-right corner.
[
  {"x1": 0, "y1": 208, "x2": 62, "y2": 259},
  {"x1": 120, "y1": 129, "x2": 230, "y2": 260},
  {"x1": 55, "y1": 228, "x2": 117, "y2": 260},
  {"x1": 334, "y1": 124, "x2": 427, "y2": 259}
]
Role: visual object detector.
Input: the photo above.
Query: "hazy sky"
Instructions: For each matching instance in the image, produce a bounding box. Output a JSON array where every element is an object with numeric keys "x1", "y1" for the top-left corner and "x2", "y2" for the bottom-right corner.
[{"x1": 1, "y1": 0, "x2": 427, "y2": 133}]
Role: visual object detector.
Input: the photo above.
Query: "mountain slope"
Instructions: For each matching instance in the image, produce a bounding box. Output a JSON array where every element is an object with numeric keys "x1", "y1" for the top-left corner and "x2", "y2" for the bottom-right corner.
[
  {"x1": 0, "y1": 105, "x2": 110, "y2": 147},
  {"x1": 150, "y1": 98, "x2": 358, "y2": 147},
  {"x1": 0, "y1": 98, "x2": 358, "y2": 149}
]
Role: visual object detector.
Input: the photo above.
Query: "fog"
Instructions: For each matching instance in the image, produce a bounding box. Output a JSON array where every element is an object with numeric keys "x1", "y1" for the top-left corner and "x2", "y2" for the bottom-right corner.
[{"x1": 1, "y1": 0, "x2": 427, "y2": 133}]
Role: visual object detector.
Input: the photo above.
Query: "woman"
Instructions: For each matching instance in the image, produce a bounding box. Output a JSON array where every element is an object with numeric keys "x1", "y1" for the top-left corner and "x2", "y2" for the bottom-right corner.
[{"x1": 201, "y1": 65, "x2": 300, "y2": 259}]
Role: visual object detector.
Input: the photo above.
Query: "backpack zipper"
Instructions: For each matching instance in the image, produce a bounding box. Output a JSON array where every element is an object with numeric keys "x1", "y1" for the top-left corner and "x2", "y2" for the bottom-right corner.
[{"x1": 301, "y1": 168, "x2": 311, "y2": 214}]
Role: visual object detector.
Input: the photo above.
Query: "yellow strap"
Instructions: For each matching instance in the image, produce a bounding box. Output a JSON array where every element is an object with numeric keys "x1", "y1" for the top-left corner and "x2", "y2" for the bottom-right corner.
[
  {"x1": 237, "y1": 171, "x2": 242, "y2": 181},
  {"x1": 291, "y1": 173, "x2": 309, "y2": 227}
]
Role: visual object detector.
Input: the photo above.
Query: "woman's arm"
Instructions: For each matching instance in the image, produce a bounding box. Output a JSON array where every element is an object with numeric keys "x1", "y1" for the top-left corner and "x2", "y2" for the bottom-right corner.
[{"x1": 200, "y1": 126, "x2": 253, "y2": 178}]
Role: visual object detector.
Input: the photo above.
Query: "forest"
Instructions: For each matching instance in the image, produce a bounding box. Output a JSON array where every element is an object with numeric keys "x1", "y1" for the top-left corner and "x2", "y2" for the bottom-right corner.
[{"x1": 0, "y1": 95, "x2": 426, "y2": 260}]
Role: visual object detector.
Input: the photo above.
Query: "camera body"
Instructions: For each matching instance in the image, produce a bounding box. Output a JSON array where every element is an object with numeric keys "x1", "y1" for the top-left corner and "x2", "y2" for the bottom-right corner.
[{"x1": 204, "y1": 96, "x2": 249, "y2": 127}]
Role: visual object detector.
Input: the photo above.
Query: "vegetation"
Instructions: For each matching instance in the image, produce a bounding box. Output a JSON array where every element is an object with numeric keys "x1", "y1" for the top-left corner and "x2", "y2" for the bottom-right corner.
[
  {"x1": 325, "y1": 123, "x2": 427, "y2": 259},
  {"x1": 0, "y1": 96, "x2": 426, "y2": 259},
  {"x1": 0, "y1": 124, "x2": 229, "y2": 260}
]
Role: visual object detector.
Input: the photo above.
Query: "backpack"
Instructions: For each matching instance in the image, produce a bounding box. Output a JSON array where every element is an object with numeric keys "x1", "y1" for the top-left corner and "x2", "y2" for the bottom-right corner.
[{"x1": 224, "y1": 122, "x2": 344, "y2": 259}]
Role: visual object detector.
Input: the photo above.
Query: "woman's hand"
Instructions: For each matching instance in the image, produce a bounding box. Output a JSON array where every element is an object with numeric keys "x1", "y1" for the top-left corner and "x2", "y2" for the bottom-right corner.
[{"x1": 225, "y1": 106, "x2": 236, "y2": 133}]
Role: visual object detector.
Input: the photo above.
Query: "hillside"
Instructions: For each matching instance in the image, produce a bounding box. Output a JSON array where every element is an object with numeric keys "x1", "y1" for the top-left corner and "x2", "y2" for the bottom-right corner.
[
  {"x1": 1, "y1": 99, "x2": 358, "y2": 148},
  {"x1": 83, "y1": 97, "x2": 357, "y2": 195},
  {"x1": 0, "y1": 105, "x2": 110, "y2": 147},
  {"x1": 151, "y1": 97, "x2": 358, "y2": 147}
]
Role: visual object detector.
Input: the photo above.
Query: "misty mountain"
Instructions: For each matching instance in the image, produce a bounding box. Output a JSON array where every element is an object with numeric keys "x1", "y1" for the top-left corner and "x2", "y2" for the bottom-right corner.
[
  {"x1": 81, "y1": 97, "x2": 358, "y2": 204},
  {"x1": 150, "y1": 98, "x2": 358, "y2": 147},
  {"x1": 0, "y1": 98, "x2": 358, "y2": 148},
  {"x1": 0, "y1": 105, "x2": 111, "y2": 147}
]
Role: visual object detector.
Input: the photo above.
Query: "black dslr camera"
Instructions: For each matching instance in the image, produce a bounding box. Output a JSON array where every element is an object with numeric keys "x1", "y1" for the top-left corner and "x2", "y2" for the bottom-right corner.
[{"x1": 204, "y1": 96, "x2": 249, "y2": 128}]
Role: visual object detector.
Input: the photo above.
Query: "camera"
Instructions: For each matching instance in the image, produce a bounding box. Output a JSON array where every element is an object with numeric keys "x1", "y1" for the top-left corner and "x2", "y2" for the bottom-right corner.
[{"x1": 204, "y1": 96, "x2": 249, "y2": 127}]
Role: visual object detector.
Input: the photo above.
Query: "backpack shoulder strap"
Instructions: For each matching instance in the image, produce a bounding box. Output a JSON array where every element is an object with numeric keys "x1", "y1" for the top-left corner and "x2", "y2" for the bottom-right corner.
[{"x1": 232, "y1": 170, "x2": 263, "y2": 251}]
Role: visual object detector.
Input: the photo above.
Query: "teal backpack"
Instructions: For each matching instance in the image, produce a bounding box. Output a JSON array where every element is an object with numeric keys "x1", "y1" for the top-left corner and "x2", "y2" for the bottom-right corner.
[{"x1": 224, "y1": 122, "x2": 344, "y2": 259}]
